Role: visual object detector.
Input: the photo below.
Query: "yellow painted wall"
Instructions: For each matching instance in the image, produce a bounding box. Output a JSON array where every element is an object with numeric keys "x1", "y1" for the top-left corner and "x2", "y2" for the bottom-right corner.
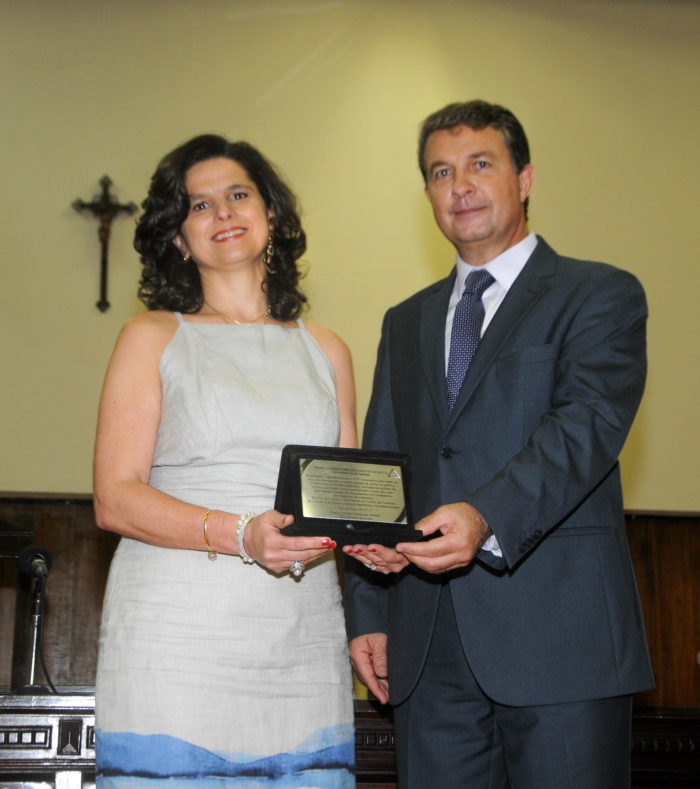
[{"x1": 1, "y1": 0, "x2": 698, "y2": 510}]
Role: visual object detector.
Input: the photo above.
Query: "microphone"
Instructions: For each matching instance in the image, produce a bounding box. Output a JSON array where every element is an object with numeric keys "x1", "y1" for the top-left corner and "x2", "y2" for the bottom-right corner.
[{"x1": 18, "y1": 545, "x2": 53, "y2": 579}]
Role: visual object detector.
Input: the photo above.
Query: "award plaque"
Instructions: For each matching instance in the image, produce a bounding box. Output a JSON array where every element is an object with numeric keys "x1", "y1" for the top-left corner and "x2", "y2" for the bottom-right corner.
[{"x1": 275, "y1": 445, "x2": 422, "y2": 546}]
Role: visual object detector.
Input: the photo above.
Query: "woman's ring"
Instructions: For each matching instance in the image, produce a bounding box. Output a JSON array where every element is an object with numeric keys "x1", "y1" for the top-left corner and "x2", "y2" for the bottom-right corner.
[
  {"x1": 289, "y1": 560, "x2": 305, "y2": 577},
  {"x1": 368, "y1": 562, "x2": 377, "y2": 571}
]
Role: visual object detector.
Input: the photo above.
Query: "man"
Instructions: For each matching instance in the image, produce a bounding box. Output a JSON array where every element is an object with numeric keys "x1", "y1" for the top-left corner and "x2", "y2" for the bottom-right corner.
[{"x1": 343, "y1": 100, "x2": 654, "y2": 788}]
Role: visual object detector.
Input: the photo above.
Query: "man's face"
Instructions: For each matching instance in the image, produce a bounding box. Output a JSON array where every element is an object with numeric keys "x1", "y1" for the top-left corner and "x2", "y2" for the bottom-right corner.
[{"x1": 424, "y1": 125, "x2": 535, "y2": 266}]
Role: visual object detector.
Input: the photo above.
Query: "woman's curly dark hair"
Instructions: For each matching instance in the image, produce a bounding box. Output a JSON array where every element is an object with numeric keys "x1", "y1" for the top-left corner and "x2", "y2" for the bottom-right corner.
[{"x1": 135, "y1": 134, "x2": 307, "y2": 320}]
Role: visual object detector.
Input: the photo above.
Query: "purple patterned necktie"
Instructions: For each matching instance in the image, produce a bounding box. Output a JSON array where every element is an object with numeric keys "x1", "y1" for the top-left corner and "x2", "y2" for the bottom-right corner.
[{"x1": 446, "y1": 269, "x2": 495, "y2": 411}]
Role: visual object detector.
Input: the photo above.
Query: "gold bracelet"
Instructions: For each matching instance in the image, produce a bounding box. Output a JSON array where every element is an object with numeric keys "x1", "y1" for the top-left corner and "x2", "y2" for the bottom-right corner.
[{"x1": 202, "y1": 509, "x2": 218, "y2": 561}]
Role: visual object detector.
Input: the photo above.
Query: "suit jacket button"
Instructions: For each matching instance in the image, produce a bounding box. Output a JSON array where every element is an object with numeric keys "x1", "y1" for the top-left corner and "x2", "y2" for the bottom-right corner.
[{"x1": 440, "y1": 447, "x2": 453, "y2": 459}]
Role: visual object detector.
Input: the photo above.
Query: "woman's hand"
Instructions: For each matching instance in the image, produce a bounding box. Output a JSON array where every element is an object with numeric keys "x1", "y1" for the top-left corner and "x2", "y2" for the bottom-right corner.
[
  {"x1": 243, "y1": 510, "x2": 336, "y2": 574},
  {"x1": 342, "y1": 543, "x2": 409, "y2": 574}
]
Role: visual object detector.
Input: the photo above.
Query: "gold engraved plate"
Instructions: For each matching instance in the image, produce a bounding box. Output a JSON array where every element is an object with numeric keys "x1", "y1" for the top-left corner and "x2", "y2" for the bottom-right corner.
[{"x1": 300, "y1": 459, "x2": 407, "y2": 523}]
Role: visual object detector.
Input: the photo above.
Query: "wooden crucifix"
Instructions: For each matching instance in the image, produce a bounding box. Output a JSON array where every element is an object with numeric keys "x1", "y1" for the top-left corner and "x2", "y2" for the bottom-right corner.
[{"x1": 73, "y1": 176, "x2": 137, "y2": 312}]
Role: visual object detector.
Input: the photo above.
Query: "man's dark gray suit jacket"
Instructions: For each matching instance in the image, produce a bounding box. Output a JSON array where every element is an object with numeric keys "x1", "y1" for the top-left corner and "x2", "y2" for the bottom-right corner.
[{"x1": 344, "y1": 237, "x2": 654, "y2": 708}]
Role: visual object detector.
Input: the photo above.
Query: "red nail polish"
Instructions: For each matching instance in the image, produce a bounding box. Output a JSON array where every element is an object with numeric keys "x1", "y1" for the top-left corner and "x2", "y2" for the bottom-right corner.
[
  {"x1": 370, "y1": 547, "x2": 377, "y2": 553},
  {"x1": 321, "y1": 538, "x2": 331, "y2": 546},
  {"x1": 330, "y1": 541, "x2": 337, "y2": 549}
]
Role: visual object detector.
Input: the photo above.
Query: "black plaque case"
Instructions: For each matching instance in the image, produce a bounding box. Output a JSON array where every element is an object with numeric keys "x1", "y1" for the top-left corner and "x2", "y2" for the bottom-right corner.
[{"x1": 274, "y1": 444, "x2": 422, "y2": 547}]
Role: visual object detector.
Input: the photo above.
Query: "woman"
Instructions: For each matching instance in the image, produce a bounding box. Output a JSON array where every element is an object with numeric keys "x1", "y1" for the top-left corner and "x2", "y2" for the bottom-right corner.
[{"x1": 93, "y1": 135, "x2": 357, "y2": 787}]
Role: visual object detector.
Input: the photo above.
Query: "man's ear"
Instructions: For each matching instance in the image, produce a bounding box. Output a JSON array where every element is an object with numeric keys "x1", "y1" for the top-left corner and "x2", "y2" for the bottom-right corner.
[
  {"x1": 173, "y1": 234, "x2": 191, "y2": 260},
  {"x1": 518, "y1": 164, "x2": 535, "y2": 203}
]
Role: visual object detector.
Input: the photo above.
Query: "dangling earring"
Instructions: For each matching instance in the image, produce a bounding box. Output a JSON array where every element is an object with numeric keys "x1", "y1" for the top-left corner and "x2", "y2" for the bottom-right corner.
[
  {"x1": 175, "y1": 239, "x2": 191, "y2": 263},
  {"x1": 263, "y1": 234, "x2": 275, "y2": 274}
]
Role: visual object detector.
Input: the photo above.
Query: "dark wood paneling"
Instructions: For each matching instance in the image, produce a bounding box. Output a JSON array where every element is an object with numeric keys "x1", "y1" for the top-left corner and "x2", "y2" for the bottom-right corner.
[
  {"x1": 625, "y1": 513, "x2": 700, "y2": 707},
  {"x1": 0, "y1": 496, "x2": 118, "y2": 689},
  {"x1": 1, "y1": 497, "x2": 698, "y2": 709}
]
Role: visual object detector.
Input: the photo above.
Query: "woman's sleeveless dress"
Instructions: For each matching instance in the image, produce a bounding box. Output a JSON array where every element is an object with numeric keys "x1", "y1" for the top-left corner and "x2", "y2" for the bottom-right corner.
[{"x1": 95, "y1": 315, "x2": 355, "y2": 788}]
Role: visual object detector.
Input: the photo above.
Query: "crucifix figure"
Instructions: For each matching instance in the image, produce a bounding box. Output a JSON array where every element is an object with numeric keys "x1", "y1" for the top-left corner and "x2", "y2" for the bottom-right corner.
[{"x1": 73, "y1": 176, "x2": 137, "y2": 312}]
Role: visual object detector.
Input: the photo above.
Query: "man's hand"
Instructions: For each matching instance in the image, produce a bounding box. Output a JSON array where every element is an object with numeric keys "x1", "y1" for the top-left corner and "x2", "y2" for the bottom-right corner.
[
  {"x1": 349, "y1": 632, "x2": 389, "y2": 704},
  {"x1": 396, "y1": 502, "x2": 491, "y2": 573}
]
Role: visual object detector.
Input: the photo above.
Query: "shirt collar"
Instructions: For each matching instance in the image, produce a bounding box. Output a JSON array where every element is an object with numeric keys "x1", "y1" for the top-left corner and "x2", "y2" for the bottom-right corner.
[{"x1": 454, "y1": 232, "x2": 538, "y2": 295}]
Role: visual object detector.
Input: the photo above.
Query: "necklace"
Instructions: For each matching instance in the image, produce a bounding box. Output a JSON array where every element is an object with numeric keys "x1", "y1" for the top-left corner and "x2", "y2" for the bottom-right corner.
[{"x1": 204, "y1": 301, "x2": 271, "y2": 325}]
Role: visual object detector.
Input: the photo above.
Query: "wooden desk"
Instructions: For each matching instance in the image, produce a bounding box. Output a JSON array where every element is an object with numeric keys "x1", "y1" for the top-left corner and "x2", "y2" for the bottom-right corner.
[
  {"x1": 1, "y1": 694, "x2": 698, "y2": 788},
  {"x1": 0, "y1": 693, "x2": 95, "y2": 789}
]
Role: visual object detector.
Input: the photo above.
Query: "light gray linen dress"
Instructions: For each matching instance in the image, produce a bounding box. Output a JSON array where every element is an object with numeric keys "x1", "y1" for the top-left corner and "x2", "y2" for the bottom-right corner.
[{"x1": 95, "y1": 314, "x2": 355, "y2": 788}]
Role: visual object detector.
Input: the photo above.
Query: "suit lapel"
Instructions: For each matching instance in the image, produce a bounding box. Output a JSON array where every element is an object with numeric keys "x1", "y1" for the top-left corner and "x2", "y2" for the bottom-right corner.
[
  {"x1": 447, "y1": 238, "x2": 556, "y2": 427},
  {"x1": 419, "y1": 272, "x2": 455, "y2": 431}
]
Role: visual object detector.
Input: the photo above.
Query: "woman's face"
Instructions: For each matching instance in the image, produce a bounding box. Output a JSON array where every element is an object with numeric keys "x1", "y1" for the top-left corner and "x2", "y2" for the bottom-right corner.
[{"x1": 174, "y1": 157, "x2": 272, "y2": 273}]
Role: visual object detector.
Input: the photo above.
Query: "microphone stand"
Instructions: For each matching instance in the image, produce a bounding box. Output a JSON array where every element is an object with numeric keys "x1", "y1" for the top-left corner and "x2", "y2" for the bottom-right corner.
[
  {"x1": 17, "y1": 574, "x2": 52, "y2": 694},
  {"x1": 16, "y1": 546, "x2": 57, "y2": 695}
]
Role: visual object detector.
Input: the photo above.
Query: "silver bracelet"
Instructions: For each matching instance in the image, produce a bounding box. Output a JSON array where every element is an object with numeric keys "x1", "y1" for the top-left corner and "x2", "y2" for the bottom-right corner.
[{"x1": 236, "y1": 512, "x2": 256, "y2": 565}]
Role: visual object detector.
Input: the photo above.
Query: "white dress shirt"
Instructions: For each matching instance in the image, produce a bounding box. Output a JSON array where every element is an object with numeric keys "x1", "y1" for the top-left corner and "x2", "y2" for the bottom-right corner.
[{"x1": 443, "y1": 232, "x2": 538, "y2": 556}]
